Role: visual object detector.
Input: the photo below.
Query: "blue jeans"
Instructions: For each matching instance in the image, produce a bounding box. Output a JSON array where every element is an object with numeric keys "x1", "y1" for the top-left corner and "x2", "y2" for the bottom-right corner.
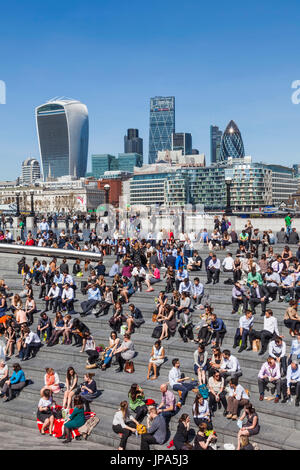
[
  {"x1": 173, "y1": 382, "x2": 197, "y2": 405},
  {"x1": 104, "y1": 348, "x2": 113, "y2": 366}
]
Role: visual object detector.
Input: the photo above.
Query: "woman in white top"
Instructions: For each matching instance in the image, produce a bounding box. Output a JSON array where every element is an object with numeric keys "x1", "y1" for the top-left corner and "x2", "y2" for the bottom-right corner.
[
  {"x1": 101, "y1": 331, "x2": 120, "y2": 371},
  {"x1": 112, "y1": 400, "x2": 139, "y2": 450},
  {"x1": 0, "y1": 360, "x2": 8, "y2": 389},
  {"x1": 208, "y1": 371, "x2": 227, "y2": 416},
  {"x1": 147, "y1": 340, "x2": 165, "y2": 380},
  {"x1": 37, "y1": 389, "x2": 55, "y2": 435},
  {"x1": 192, "y1": 394, "x2": 212, "y2": 429}
]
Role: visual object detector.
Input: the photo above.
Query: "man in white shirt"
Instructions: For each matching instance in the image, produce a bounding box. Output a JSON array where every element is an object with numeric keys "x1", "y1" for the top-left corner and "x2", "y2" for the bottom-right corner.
[
  {"x1": 226, "y1": 378, "x2": 249, "y2": 420},
  {"x1": 233, "y1": 310, "x2": 253, "y2": 353},
  {"x1": 178, "y1": 277, "x2": 193, "y2": 295},
  {"x1": 268, "y1": 336, "x2": 287, "y2": 377},
  {"x1": 61, "y1": 283, "x2": 75, "y2": 313},
  {"x1": 168, "y1": 358, "x2": 197, "y2": 407},
  {"x1": 219, "y1": 350, "x2": 242, "y2": 380},
  {"x1": 132, "y1": 265, "x2": 146, "y2": 292},
  {"x1": 206, "y1": 255, "x2": 221, "y2": 285},
  {"x1": 258, "y1": 356, "x2": 281, "y2": 402},
  {"x1": 192, "y1": 278, "x2": 204, "y2": 308},
  {"x1": 222, "y1": 253, "x2": 235, "y2": 272},
  {"x1": 22, "y1": 327, "x2": 41, "y2": 360},
  {"x1": 248, "y1": 309, "x2": 281, "y2": 355},
  {"x1": 45, "y1": 282, "x2": 61, "y2": 313},
  {"x1": 265, "y1": 267, "x2": 281, "y2": 301},
  {"x1": 39, "y1": 218, "x2": 49, "y2": 232}
]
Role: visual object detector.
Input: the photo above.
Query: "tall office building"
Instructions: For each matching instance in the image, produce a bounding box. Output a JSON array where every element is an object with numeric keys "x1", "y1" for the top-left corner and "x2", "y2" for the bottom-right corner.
[
  {"x1": 149, "y1": 96, "x2": 175, "y2": 164},
  {"x1": 172, "y1": 133, "x2": 192, "y2": 155},
  {"x1": 36, "y1": 98, "x2": 89, "y2": 180},
  {"x1": 21, "y1": 158, "x2": 41, "y2": 184},
  {"x1": 124, "y1": 129, "x2": 143, "y2": 158},
  {"x1": 219, "y1": 120, "x2": 245, "y2": 161},
  {"x1": 210, "y1": 125, "x2": 223, "y2": 164}
]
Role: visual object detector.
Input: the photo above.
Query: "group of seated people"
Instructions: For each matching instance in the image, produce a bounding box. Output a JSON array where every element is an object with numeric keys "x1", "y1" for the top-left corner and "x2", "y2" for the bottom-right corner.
[{"x1": 37, "y1": 367, "x2": 99, "y2": 443}]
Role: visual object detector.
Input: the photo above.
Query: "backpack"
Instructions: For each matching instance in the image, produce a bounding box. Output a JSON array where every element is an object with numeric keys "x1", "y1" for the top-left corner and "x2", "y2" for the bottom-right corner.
[
  {"x1": 198, "y1": 384, "x2": 209, "y2": 399},
  {"x1": 152, "y1": 325, "x2": 163, "y2": 339}
]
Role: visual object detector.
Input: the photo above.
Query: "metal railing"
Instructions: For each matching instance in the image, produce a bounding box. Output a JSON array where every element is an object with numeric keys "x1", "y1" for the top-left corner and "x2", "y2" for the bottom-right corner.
[{"x1": 0, "y1": 243, "x2": 103, "y2": 261}]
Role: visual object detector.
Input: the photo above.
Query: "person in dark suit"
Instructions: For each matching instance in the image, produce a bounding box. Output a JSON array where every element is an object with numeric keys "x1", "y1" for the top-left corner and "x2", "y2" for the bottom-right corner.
[
  {"x1": 249, "y1": 280, "x2": 269, "y2": 316},
  {"x1": 165, "y1": 251, "x2": 176, "y2": 269}
]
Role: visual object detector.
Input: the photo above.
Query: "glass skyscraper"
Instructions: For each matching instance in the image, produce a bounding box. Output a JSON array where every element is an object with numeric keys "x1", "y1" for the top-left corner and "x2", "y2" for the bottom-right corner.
[
  {"x1": 210, "y1": 125, "x2": 223, "y2": 164},
  {"x1": 124, "y1": 129, "x2": 143, "y2": 158},
  {"x1": 148, "y1": 96, "x2": 175, "y2": 164},
  {"x1": 219, "y1": 120, "x2": 245, "y2": 161},
  {"x1": 172, "y1": 133, "x2": 192, "y2": 155},
  {"x1": 36, "y1": 98, "x2": 89, "y2": 180}
]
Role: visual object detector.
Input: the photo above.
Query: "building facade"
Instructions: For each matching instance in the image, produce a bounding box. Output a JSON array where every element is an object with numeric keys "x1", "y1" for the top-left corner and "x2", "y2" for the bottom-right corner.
[
  {"x1": 21, "y1": 158, "x2": 41, "y2": 184},
  {"x1": 266, "y1": 164, "x2": 298, "y2": 205},
  {"x1": 0, "y1": 186, "x2": 105, "y2": 214},
  {"x1": 210, "y1": 125, "x2": 223, "y2": 164},
  {"x1": 219, "y1": 120, "x2": 245, "y2": 161},
  {"x1": 36, "y1": 98, "x2": 89, "y2": 180},
  {"x1": 172, "y1": 133, "x2": 192, "y2": 155},
  {"x1": 124, "y1": 129, "x2": 143, "y2": 158},
  {"x1": 129, "y1": 157, "x2": 297, "y2": 210},
  {"x1": 90, "y1": 154, "x2": 118, "y2": 178},
  {"x1": 118, "y1": 153, "x2": 143, "y2": 173},
  {"x1": 148, "y1": 96, "x2": 175, "y2": 164}
]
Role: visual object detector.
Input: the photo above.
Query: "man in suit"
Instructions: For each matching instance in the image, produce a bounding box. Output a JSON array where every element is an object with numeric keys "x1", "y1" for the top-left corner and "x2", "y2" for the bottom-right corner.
[{"x1": 249, "y1": 280, "x2": 269, "y2": 316}]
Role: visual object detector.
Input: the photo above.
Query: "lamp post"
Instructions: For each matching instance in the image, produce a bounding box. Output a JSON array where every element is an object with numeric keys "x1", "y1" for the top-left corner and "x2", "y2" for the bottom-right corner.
[
  {"x1": 104, "y1": 184, "x2": 110, "y2": 205},
  {"x1": 15, "y1": 191, "x2": 20, "y2": 217},
  {"x1": 225, "y1": 176, "x2": 233, "y2": 215},
  {"x1": 29, "y1": 190, "x2": 35, "y2": 217}
]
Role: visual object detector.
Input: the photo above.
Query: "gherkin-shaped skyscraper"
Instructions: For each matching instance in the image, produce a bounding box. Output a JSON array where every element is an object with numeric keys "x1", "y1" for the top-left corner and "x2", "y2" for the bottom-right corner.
[{"x1": 219, "y1": 120, "x2": 245, "y2": 161}]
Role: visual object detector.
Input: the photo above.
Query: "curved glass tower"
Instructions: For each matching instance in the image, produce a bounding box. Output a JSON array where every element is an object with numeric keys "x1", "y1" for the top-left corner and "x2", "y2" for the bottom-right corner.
[
  {"x1": 219, "y1": 120, "x2": 245, "y2": 161},
  {"x1": 36, "y1": 98, "x2": 89, "y2": 180}
]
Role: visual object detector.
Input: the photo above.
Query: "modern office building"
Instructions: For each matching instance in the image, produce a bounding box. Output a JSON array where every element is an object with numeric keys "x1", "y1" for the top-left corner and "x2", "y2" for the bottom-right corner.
[
  {"x1": 129, "y1": 156, "x2": 297, "y2": 210},
  {"x1": 210, "y1": 125, "x2": 223, "y2": 164},
  {"x1": 172, "y1": 133, "x2": 192, "y2": 155},
  {"x1": 124, "y1": 129, "x2": 143, "y2": 158},
  {"x1": 219, "y1": 120, "x2": 245, "y2": 161},
  {"x1": 91, "y1": 154, "x2": 118, "y2": 179},
  {"x1": 36, "y1": 98, "x2": 89, "y2": 180},
  {"x1": 265, "y1": 164, "x2": 298, "y2": 205},
  {"x1": 148, "y1": 96, "x2": 175, "y2": 164},
  {"x1": 118, "y1": 153, "x2": 143, "y2": 173},
  {"x1": 21, "y1": 158, "x2": 41, "y2": 184}
]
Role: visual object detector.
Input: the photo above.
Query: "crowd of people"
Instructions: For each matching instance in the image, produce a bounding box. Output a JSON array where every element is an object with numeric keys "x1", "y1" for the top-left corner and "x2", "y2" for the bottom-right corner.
[{"x1": 0, "y1": 212, "x2": 299, "y2": 449}]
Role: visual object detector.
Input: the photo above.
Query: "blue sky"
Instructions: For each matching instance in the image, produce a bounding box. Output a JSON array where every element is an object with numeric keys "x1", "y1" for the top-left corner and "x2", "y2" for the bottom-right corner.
[{"x1": 0, "y1": 0, "x2": 300, "y2": 179}]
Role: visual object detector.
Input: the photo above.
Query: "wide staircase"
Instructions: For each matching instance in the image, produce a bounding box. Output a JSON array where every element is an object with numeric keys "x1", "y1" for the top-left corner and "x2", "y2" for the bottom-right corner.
[{"x1": 0, "y1": 246, "x2": 299, "y2": 450}]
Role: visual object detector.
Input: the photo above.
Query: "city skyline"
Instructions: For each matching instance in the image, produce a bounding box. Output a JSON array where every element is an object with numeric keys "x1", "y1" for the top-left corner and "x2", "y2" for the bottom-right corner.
[{"x1": 0, "y1": 0, "x2": 300, "y2": 179}]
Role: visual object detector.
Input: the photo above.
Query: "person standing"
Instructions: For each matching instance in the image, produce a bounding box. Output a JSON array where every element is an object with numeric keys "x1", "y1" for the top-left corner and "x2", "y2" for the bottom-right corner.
[{"x1": 285, "y1": 213, "x2": 293, "y2": 239}]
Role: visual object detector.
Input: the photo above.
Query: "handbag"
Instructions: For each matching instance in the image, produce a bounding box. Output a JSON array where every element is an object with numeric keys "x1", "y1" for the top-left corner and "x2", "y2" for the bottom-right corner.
[
  {"x1": 136, "y1": 424, "x2": 147, "y2": 435},
  {"x1": 152, "y1": 313, "x2": 158, "y2": 323},
  {"x1": 124, "y1": 360, "x2": 135, "y2": 374},
  {"x1": 252, "y1": 339, "x2": 260, "y2": 352}
]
